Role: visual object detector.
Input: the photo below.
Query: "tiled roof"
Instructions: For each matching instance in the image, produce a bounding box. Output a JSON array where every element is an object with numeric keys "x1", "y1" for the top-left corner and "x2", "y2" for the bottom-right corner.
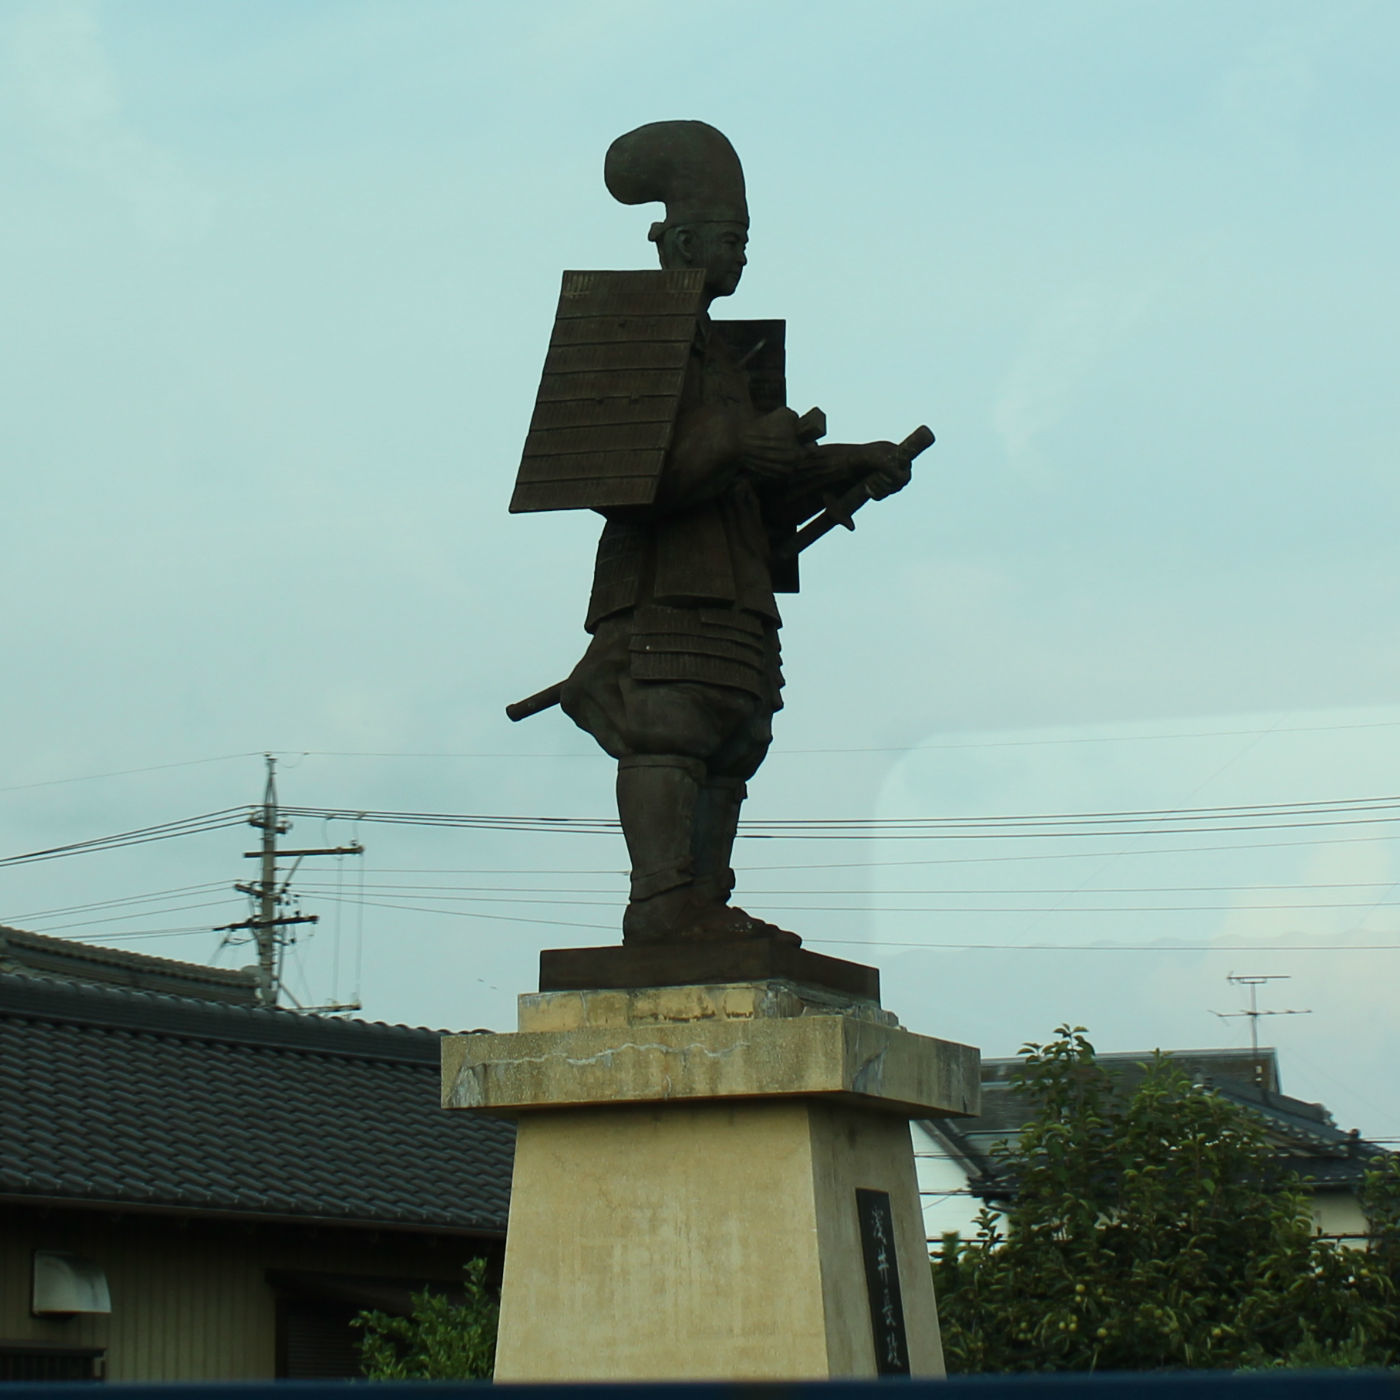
[
  {"x1": 923, "y1": 1046, "x2": 1391, "y2": 1199},
  {"x1": 0, "y1": 972, "x2": 513, "y2": 1235},
  {"x1": 0, "y1": 925, "x2": 260, "y2": 1005},
  {"x1": 977, "y1": 1048, "x2": 1282, "y2": 1096}
]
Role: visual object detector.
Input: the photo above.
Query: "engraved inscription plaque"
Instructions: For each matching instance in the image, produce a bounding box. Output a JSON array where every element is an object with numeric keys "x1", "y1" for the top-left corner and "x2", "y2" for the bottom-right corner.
[{"x1": 856, "y1": 1187, "x2": 910, "y2": 1376}]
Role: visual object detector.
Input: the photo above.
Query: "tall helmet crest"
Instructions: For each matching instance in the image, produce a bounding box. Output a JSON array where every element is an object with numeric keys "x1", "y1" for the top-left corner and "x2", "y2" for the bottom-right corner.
[{"x1": 604, "y1": 120, "x2": 748, "y2": 238}]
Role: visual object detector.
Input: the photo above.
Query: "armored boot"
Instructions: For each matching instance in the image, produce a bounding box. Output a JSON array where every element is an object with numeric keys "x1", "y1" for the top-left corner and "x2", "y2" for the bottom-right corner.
[
  {"x1": 690, "y1": 777, "x2": 801, "y2": 947},
  {"x1": 691, "y1": 777, "x2": 744, "y2": 907},
  {"x1": 617, "y1": 755, "x2": 708, "y2": 945}
]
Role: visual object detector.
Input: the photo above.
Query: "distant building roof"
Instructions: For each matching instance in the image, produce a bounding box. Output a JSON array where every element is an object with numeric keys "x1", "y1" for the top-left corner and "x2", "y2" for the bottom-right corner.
[
  {"x1": 0, "y1": 925, "x2": 260, "y2": 1006},
  {"x1": 927, "y1": 1046, "x2": 1390, "y2": 1202},
  {"x1": 0, "y1": 971, "x2": 513, "y2": 1236}
]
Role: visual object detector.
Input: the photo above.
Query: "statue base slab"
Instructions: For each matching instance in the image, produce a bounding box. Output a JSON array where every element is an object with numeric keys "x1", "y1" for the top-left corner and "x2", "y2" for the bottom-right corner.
[
  {"x1": 441, "y1": 979, "x2": 979, "y2": 1382},
  {"x1": 538, "y1": 940, "x2": 879, "y2": 1001}
]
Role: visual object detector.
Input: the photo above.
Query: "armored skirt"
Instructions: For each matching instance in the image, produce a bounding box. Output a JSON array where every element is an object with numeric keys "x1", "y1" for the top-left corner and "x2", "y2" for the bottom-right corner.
[{"x1": 559, "y1": 603, "x2": 782, "y2": 782}]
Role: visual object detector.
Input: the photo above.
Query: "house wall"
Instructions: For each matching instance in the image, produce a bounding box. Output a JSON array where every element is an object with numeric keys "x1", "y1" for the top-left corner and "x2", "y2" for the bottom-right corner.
[
  {"x1": 910, "y1": 1122, "x2": 983, "y2": 1245},
  {"x1": 0, "y1": 1205, "x2": 484, "y2": 1381},
  {"x1": 910, "y1": 1127, "x2": 1378, "y2": 1254},
  {"x1": 1311, "y1": 1189, "x2": 1370, "y2": 1246}
]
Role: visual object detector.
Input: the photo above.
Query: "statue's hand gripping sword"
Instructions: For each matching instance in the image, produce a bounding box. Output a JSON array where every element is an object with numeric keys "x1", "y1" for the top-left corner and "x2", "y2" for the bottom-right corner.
[
  {"x1": 773, "y1": 423, "x2": 934, "y2": 562},
  {"x1": 505, "y1": 423, "x2": 935, "y2": 723}
]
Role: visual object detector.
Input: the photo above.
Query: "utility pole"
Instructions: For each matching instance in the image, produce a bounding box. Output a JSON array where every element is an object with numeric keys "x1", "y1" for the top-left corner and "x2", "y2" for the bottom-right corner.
[
  {"x1": 216, "y1": 755, "x2": 363, "y2": 1011},
  {"x1": 1214, "y1": 973, "x2": 1311, "y2": 1057}
]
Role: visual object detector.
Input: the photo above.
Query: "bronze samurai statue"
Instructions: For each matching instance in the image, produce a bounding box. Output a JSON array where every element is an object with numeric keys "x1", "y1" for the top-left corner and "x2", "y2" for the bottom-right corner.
[{"x1": 509, "y1": 121, "x2": 932, "y2": 949}]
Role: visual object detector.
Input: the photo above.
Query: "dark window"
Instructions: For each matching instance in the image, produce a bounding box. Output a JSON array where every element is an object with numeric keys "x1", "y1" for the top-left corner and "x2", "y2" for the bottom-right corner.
[
  {"x1": 0, "y1": 1346, "x2": 104, "y2": 1382},
  {"x1": 275, "y1": 1299, "x2": 363, "y2": 1380}
]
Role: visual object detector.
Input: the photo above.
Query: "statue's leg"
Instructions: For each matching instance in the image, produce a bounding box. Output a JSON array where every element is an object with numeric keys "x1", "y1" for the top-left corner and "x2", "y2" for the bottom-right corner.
[
  {"x1": 617, "y1": 754, "x2": 706, "y2": 945},
  {"x1": 617, "y1": 754, "x2": 796, "y2": 946},
  {"x1": 691, "y1": 689, "x2": 773, "y2": 912},
  {"x1": 692, "y1": 777, "x2": 745, "y2": 907},
  {"x1": 687, "y1": 786, "x2": 799, "y2": 947},
  {"x1": 563, "y1": 628, "x2": 794, "y2": 944},
  {"x1": 681, "y1": 690, "x2": 799, "y2": 945}
]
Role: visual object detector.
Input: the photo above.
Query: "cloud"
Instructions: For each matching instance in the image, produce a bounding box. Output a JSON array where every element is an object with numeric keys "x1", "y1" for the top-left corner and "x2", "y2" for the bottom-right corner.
[
  {"x1": 1214, "y1": 23, "x2": 1318, "y2": 160},
  {"x1": 993, "y1": 277, "x2": 1152, "y2": 480},
  {"x1": 5, "y1": 0, "x2": 214, "y2": 241}
]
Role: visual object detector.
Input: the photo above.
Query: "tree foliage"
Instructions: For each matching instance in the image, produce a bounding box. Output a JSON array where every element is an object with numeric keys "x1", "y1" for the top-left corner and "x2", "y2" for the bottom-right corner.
[
  {"x1": 353, "y1": 1258, "x2": 499, "y2": 1381},
  {"x1": 934, "y1": 1027, "x2": 1398, "y2": 1372}
]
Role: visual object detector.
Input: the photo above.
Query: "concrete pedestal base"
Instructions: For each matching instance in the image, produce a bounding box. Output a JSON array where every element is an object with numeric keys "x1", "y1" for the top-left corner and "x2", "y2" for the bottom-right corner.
[{"x1": 441, "y1": 978, "x2": 978, "y2": 1383}]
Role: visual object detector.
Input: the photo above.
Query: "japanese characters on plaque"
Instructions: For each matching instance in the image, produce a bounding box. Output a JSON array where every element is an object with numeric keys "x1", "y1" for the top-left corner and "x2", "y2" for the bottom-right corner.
[{"x1": 855, "y1": 1187, "x2": 910, "y2": 1376}]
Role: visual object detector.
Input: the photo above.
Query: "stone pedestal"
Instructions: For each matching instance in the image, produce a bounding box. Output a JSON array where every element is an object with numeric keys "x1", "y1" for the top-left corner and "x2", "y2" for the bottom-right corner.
[{"x1": 441, "y1": 972, "x2": 978, "y2": 1383}]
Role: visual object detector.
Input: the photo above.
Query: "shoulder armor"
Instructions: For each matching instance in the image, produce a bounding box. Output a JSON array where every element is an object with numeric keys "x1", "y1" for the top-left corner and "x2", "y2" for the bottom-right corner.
[{"x1": 510, "y1": 269, "x2": 705, "y2": 513}]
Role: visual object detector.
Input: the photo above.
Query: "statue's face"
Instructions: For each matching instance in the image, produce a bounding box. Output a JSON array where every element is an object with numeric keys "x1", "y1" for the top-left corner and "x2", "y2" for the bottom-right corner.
[
  {"x1": 669, "y1": 222, "x2": 748, "y2": 299},
  {"x1": 696, "y1": 222, "x2": 748, "y2": 298}
]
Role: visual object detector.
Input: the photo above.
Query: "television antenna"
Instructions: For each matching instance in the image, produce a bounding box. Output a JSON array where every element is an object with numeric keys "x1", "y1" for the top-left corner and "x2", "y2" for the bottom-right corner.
[{"x1": 1212, "y1": 973, "x2": 1311, "y2": 1056}]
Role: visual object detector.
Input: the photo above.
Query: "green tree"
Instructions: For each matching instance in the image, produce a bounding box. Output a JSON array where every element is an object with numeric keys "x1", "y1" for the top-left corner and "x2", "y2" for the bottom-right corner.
[
  {"x1": 1363, "y1": 1151, "x2": 1400, "y2": 1285},
  {"x1": 353, "y1": 1258, "x2": 499, "y2": 1380},
  {"x1": 934, "y1": 1027, "x2": 1396, "y2": 1373}
]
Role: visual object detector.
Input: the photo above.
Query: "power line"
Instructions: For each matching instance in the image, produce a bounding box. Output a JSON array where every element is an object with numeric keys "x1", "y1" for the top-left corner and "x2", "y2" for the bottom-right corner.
[
  {"x1": 810, "y1": 938, "x2": 1400, "y2": 952},
  {"x1": 48, "y1": 924, "x2": 237, "y2": 943},
  {"x1": 9, "y1": 792, "x2": 1400, "y2": 874},
  {"x1": 286, "y1": 793, "x2": 1400, "y2": 824},
  {"x1": 744, "y1": 794, "x2": 1400, "y2": 825},
  {"x1": 277, "y1": 794, "x2": 1400, "y2": 842},
  {"x1": 740, "y1": 900, "x2": 1400, "y2": 914},
  {"x1": 304, "y1": 865, "x2": 628, "y2": 876},
  {"x1": 308, "y1": 894, "x2": 1400, "y2": 952},
  {"x1": 0, "y1": 753, "x2": 259, "y2": 795},
  {"x1": 0, "y1": 810, "x2": 248, "y2": 869},
  {"x1": 286, "y1": 886, "x2": 1400, "y2": 915},
  {"x1": 2, "y1": 881, "x2": 230, "y2": 924},
  {"x1": 781, "y1": 717, "x2": 1400, "y2": 755},
  {"x1": 750, "y1": 819, "x2": 1400, "y2": 841},
  {"x1": 315, "y1": 892, "x2": 617, "y2": 933},
  {"x1": 740, "y1": 816, "x2": 1400, "y2": 839},
  {"x1": 21, "y1": 899, "x2": 242, "y2": 935},
  {"x1": 280, "y1": 717, "x2": 1400, "y2": 759},
  {"x1": 282, "y1": 845, "x2": 1400, "y2": 878},
  {"x1": 291, "y1": 877, "x2": 1400, "y2": 898},
  {"x1": 737, "y1": 830, "x2": 1400, "y2": 870},
  {"x1": 5, "y1": 713, "x2": 1400, "y2": 795},
  {"x1": 288, "y1": 749, "x2": 606, "y2": 761}
]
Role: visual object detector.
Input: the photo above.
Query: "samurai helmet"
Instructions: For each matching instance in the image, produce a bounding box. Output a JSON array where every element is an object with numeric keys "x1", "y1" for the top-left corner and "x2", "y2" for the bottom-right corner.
[{"x1": 604, "y1": 120, "x2": 748, "y2": 242}]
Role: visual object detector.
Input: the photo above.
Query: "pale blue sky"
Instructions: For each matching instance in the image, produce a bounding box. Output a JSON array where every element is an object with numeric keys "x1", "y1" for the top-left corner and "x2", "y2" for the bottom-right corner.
[{"x1": 2, "y1": 1, "x2": 1398, "y2": 1139}]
